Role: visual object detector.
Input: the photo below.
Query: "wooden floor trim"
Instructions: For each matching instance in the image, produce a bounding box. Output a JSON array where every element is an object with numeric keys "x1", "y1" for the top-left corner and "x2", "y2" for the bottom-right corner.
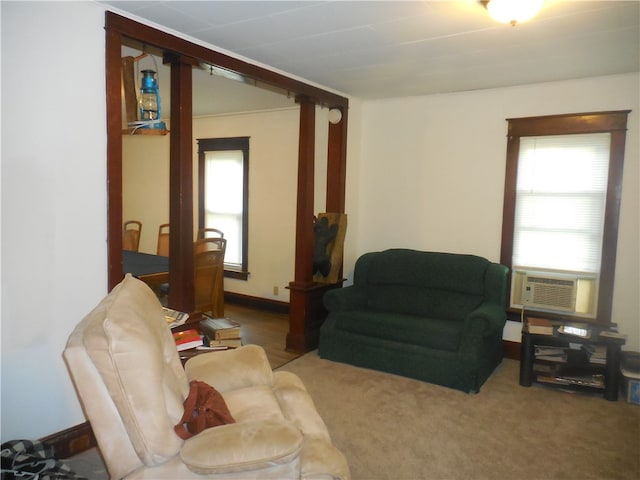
[
  {"x1": 225, "y1": 292, "x2": 289, "y2": 314},
  {"x1": 39, "y1": 422, "x2": 96, "y2": 459}
]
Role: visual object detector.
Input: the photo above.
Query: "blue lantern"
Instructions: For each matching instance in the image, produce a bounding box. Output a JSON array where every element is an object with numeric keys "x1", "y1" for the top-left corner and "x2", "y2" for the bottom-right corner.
[{"x1": 138, "y1": 70, "x2": 166, "y2": 129}]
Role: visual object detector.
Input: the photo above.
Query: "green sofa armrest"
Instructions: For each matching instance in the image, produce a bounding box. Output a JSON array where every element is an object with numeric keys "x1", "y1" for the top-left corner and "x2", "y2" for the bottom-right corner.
[
  {"x1": 323, "y1": 286, "x2": 366, "y2": 313},
  {"x1": 459, "y1": 302, "x2": 507, "y2": 353},
  {"x1": 484, "y1": 263, "x2": 509, "y2": 305},
  {"x1": 468, "y1": 303, "x2": 507, "y2": 333}
]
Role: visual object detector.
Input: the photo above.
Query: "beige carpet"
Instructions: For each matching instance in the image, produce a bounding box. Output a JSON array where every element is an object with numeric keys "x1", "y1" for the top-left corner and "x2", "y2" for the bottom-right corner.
[{"x1": 278, "y1": 352, "x2": 640, "y2": 480}]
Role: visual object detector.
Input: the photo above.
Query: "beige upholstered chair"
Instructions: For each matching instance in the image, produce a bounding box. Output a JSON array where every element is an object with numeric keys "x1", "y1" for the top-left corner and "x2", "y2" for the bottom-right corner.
[
  {"x1": 64, "y1": 275, "x2": 349, "y2": 479},
  {"x1": 157, "y1": 223, "x2": 170, "y2": 256},
  {"x1": 123, "y1": 220, "x2": 142, "y2": 252}
]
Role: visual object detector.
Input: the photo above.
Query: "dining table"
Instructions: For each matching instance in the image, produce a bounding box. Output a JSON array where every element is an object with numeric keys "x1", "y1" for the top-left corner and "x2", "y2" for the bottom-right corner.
[{"x1": 122, "y1": 250, "x2": 169, "y2": 291}]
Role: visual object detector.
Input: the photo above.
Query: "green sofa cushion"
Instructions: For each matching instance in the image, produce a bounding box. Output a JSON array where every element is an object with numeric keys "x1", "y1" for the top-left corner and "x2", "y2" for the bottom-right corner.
[
  {"x1": 357, "y1": 250, "x2": 490, "y2": 318},
  {"x1": 361, "y1": 249, "x2": 489, "y2": 294},
  {"x1": 335, "y1": 310, "x2": 464, "y2": 352},
  {"x1": 366, "y1": 285, "x2": 484, "y2": 320}
]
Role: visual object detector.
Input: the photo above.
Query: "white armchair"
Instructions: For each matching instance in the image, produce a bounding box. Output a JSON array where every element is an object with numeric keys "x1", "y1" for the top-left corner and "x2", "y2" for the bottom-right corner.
[{"x1": 64, "y1": 274, "x2": 349, "y2": 479}]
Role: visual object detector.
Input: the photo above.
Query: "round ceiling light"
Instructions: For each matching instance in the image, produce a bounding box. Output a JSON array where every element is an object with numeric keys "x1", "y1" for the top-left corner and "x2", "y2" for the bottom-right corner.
[{"x1": 484, "y1": 0, "x2": 544, "y2": 26}]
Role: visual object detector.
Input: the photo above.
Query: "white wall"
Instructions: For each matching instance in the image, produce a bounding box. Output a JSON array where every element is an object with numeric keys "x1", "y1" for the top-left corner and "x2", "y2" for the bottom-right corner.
[
  {"x1": 348, "y1": 74, "x2": 639, "y2": 349},
  {"x1": 1, "y1": 1, "x2": 108, "y2": 440},
  {"x1": 1, "y1": 1, "x2": 637, "y2": 443}
]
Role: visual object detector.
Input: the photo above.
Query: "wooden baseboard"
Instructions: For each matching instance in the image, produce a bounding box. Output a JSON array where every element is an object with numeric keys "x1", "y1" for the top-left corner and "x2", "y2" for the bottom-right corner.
[
  {"x1": 39, "y1": 422, "x2": 96, "y2": 459},
  {"x1": 225, "y1": 291, "x2": 289, "y2": 314},
  {"x1": 504, "y1": 339, "x2": 521, "y2": 361}
]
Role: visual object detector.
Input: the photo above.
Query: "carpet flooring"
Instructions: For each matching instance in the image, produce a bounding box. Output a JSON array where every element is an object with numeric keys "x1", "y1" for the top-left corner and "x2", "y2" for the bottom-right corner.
[
  {"x1": 279, "y1": 352, "x2": 640, "y2": 480},
  {"x1": 65, "y1": 352, "x2": 640, "y2": 479}
]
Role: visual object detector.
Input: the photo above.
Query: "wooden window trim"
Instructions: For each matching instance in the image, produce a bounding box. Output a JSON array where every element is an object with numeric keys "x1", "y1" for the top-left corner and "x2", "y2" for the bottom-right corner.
[{"x1": 500, "y1": 110, "x2": 630, "y2": 325}]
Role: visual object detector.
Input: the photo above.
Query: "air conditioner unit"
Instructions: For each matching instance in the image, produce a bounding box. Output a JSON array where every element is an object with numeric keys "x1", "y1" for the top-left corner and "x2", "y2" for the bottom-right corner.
[{"x1": 522, "y1": 273, "x2": 577, "y2": 312}]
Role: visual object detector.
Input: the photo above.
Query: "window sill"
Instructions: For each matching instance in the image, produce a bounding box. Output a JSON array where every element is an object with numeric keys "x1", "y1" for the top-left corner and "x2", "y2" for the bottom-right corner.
[{"x1": 224, "y1": 268, "x2": 249, "y2": 281}]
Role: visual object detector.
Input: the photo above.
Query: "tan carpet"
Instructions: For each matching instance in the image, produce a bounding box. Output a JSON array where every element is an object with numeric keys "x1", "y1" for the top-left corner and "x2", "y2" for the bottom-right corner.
[{"x1": 278, "y1": 352, "x2": 640, "y2": 480}]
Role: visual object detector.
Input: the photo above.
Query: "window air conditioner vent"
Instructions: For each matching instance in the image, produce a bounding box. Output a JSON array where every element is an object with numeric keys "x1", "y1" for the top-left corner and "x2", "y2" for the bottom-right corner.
[{"x1": 522, "y1": 274, "x2": 577, "y2": 312}]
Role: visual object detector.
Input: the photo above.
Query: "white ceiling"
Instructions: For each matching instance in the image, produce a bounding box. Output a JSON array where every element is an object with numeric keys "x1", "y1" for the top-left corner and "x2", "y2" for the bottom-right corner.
[{"x1": 103, "y1": 0, "x2": 640, "y2": 115}]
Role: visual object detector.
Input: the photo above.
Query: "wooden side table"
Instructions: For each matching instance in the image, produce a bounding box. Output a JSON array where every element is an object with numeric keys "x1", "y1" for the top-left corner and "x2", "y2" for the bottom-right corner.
[{"x1": 519, "y1": 321, "x2": 626, "y2": 401}]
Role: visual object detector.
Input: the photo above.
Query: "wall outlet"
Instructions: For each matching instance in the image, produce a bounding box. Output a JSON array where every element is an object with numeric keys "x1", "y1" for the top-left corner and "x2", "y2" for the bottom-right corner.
[{"x1": 273, "y1": 286, "x2": 279, "y2": 296}]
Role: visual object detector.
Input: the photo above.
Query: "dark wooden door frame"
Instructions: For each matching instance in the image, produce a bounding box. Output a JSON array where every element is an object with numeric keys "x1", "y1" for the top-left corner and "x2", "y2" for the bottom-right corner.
[{"x1": 105, "y1": 12, "x2": 348, "y2": 344}]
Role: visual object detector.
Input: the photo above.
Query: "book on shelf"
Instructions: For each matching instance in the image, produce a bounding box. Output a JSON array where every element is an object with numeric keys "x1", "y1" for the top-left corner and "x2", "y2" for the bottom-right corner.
[
  {"x1": 173, "y1": 329, "x2": 203, "y2": 351},
  {"x1": 536, "y1": 373, "x2": 605, "y2": 389},
  {"x1": 558, "y1": 324, "x2": 591, "y2": 339},
  {"x1": 163, "y1": 306, "x2": 189, "y2": 329},
  {"x1": 527, "y1": 317, "x2": 554, "y2": 335},
  {"x1": 582, "y1": 344, "x2": 606, "y2": 365},
  {"x1": 598, "y1": 330, "x2": 627, "y2": 341},
  {"x1": 199, "y1": 316, "x2": 241, "y2": 341},
  {"x1": 533, "y1": 362, "x2": 561, "y2": 375},
  {"x1": 534, "y1": 345, "x2": 568, "y2": 362}
]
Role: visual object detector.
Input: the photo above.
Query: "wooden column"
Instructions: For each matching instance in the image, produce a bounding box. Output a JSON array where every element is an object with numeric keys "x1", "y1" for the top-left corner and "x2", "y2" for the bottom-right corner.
[
  {"x1": 287, "y1": 97, "x2": 317, "y2": 352},
  {"x1": 326, "y1": 106, "x2": 348, "y2": 214},
  {"x1": 167, "y1": 57, "x2": 194, "y2": 312},
  {"x1": 286, "y1": 101, "x2": 349, "y2": 353}
]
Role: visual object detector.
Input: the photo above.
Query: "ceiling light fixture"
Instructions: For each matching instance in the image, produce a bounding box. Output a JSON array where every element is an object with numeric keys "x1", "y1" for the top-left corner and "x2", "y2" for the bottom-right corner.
[{"x1": 481, "y1": 0, "x2": 544, "y2": 26}]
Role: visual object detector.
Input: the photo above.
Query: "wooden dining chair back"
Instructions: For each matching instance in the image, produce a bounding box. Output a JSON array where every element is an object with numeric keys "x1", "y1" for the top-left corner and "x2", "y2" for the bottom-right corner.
[
  {"x1": 156, "y1": 224, "x2": 170, "y2": 257},
  {"x1": 194, "y1": 239, "x2": 226, "y2": 317},
  {"x1": 123, "y1": 220, "x2": 142, "y2": 252},
  {"x1": 197, "y1": 227, "x2": 224, "y2": 239},
  {"x1": 194, "y1": 237, "x2": 226, "y2": 255}
]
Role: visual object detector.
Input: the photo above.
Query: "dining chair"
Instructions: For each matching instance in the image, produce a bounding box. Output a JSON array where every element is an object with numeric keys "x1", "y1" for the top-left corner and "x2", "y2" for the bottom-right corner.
[
  {"x1": 123, "y1": 220, "x2": 142, "y2": 252},
  {"x1": 194, "y1": 237, "x2": 226, "y2": 255},
  {"x1": 194, "y1": 238, "x2": 226, "y2": 317},
  {"x1": 157, "y1": 223, "x2": 170, "y2": 257},
  {"x1": 197, "y1": 227, "x2": 224, "y2": 239}
]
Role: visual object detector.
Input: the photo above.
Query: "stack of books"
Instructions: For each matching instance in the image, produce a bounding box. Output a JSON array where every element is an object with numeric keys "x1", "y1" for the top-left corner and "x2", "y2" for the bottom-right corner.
[
  {"x1": 527, "y1": 317, "x2": 555, "y2": 335},
  {"x1": 534, "y1": 345, "x2": 568, "y2": 362},
  {"x1": 199, "y1": 317, "x2": 242, "y2": 349},
  {"x1": 582, "y1": 344, "x2": 607, "y2": 365}
]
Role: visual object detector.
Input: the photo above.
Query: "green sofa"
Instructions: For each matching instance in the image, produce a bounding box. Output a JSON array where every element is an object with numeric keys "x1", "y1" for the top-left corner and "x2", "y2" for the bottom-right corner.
[{"x1": 318, "y1": 249, "x2": 509, "y2": 393}]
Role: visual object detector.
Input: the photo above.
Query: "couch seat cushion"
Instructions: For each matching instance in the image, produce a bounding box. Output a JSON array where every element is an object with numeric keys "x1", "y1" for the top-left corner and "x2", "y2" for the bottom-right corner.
[
  {"x1": 180, "y1": 419, "x2": 302, "y2": 474},
  {"x1": 334, "y1": 310, "x2": 464, "y2": 351}
]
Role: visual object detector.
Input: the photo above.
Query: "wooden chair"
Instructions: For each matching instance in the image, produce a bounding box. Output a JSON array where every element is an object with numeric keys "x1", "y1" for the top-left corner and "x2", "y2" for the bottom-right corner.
[
  {"x1": 197, "y1": 227, "x2": 224, "y2": 239},
  {"x1": 194, "y1": 238, "x2": 226, "y2": 317},
  {"x1": 194, "y1": 237, "x2": 226, "y2": 255},
  {"x1": 156, "y1": 224, "x2": 170, "y2": 257},
  {"x1": 123, "y1": 220, "x2": 142, "y2": 252}
]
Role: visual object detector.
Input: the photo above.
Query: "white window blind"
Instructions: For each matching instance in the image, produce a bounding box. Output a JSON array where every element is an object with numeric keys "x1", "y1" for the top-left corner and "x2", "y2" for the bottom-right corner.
[
  {"x1": 513, "y1": 133, "x2": 611, "y2": 274},
  {"x1": 205, "y1": 150, "x2": 243, "y2": 266}
]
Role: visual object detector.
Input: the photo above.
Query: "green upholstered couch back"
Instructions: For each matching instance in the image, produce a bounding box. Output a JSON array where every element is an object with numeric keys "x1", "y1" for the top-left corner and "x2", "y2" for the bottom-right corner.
[{"x1": 354, "y1": 249, "x2": 492, "y2": 320}]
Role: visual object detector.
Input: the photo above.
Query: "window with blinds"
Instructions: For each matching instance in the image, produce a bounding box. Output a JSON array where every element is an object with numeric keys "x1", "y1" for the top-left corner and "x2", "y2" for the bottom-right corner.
[
  {"x1": 513, "y1": 133, "x2": 610, "y2": 273},
  {"x1": 204, "y1": 149, "x2": 244, "y2": 266},
  {"x1": 198, "y1": 136, "x2": 249, "y2": 278},
  {"x1": 511, "y1": 133, "x2": 611, "y2": 316},
  {"x1": 501, "y1": 111, "x2": 629, "y2": 324}
]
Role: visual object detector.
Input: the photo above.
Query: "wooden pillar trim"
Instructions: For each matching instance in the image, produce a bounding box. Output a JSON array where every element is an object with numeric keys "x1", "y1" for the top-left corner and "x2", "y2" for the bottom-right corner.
[
  {"x1": 287, "y1": 97, "x2": 317, "y2": 353},
  {"x1": 292, "y1": 96, "x2": 316, "y2": 285},
  {"x1": 168, "y1": 59, "x2": 194, "y2": 312},
  {"x1": 106, "y1": 26, "x2": 124, "y2": 291},
  {"x1": 326, "y1": 106, "x2": 348, "y2": 214}
]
